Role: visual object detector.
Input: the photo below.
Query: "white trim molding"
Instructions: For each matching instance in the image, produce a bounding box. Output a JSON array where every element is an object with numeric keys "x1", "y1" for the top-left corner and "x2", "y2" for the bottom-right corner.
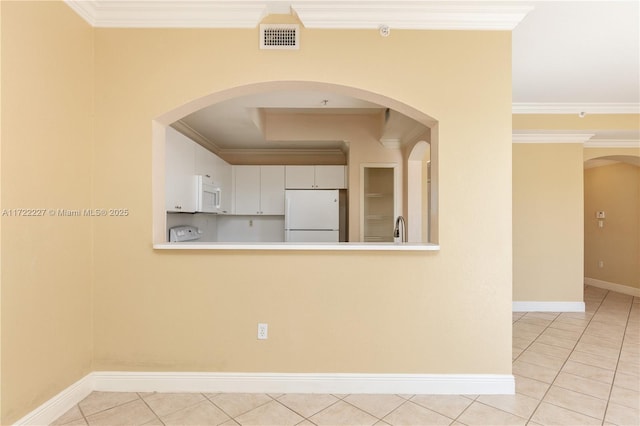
[
  {"x1": 512, "y1": 133, "x2": 595, "y2": 144},
  {"x1": 512, "y1": 103, "x2": 640, "y2": 115},
  {"x1": 64, "y1": 1, "x2": 271, "y2": 28},
  {"x1": 65, "y1": 1, "x2": 532, "y2": 30},
  {"x1": 13, "y1": 371, "x2": 514, "y2": 424},
  {"x1": 293, "y1": 3, "x2": 532, "y2": 30},
  {"x1": 585, "y1": 277, "x2": 640, "y2": 298},
  {"x1": 584, "y1": 139, "x2": 640, "y2": 149},
  {"x1": 379, "y1": 138, "x2": 402, "y2": 149},
  {"x1": 513, "y1": 301, "x2": 585, "y2": 312},
  {"x1": 13, "y1": 375, "x2": 94, "y2": 426},
  {"x1": 92, "y1": 371, "x2": 515, "y2": 395}
]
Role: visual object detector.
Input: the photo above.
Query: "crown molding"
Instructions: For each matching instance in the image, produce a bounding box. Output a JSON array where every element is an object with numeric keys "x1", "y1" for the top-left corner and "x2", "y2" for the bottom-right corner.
[
  {"x1": 220, "y1": 148, "x2": 345, "y2": 156},
  {"x1": 512, "y1": 133, "x2": 595, "y2": 144},
  {"x1": 171, "y1": 121, "x2": 222, "y2": 154},
  {"x1": 64, "y1": 1, "x2": 271, "y2": 28},
  {"x1": 64, "y1": 1, "x2": 532, "y2": 30},
  {"x1": 292, "y1": 2, "x2": 533, "y2": 30},
  {"x1": 379, "y1": 139, "x2": 402, "y2": 149},
  {"x1": 512, "y1": 103, "x2": 640, "y2": 115},
  {"x1": 584, "y1": 139, "x2": 640, "y2": 149}
]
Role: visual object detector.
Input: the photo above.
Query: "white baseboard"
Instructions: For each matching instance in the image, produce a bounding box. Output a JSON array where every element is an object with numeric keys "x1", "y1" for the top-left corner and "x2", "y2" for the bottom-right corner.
[
  {"x1": 92, "y1": 371, "x2": 515, "y2": 395},
  {"x1": 13, "y1": 374, "x2": 94, "y2": 426},
  {"x1": 585, "y1": 277, "x2": 640, "y2": 297},
  {"x1": 512, "y1": 301, "x2": 585, "y2": 312},
  {"x1": 13, "y1": 371, "x2": 515, "y2": 425}
]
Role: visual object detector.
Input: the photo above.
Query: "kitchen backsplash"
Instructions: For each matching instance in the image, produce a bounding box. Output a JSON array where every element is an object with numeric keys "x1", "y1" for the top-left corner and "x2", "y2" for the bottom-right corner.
[{"x1": 167, "y1": 213, "x2": 284, "y2": 243}]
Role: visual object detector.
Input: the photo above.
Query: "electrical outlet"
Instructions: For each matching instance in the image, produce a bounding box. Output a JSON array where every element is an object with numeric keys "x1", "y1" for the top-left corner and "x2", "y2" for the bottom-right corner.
[
  {"x1": 598, "y1": 260, "x2": 604, "y2": 268},
  {"x1": 257, "y1": 323, "x2": 268, "y2": 340}
]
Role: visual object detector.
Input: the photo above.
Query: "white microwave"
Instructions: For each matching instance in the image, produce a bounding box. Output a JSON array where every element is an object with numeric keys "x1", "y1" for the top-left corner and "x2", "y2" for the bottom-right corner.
[{"x1": 196, "y1": 175, "x2": 222, "y2": 213}]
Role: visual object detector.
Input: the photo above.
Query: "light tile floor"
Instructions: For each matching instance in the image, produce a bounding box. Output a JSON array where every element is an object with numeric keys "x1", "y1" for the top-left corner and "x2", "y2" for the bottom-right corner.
[{"x1": 51, "y1": 285, "x2": 639, "y2": 426}]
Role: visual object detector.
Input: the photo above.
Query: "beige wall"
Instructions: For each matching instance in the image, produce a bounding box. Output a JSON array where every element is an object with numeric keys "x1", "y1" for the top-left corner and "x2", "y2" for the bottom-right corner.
[
  {"x1": 0, "y1": 2, "x2": 94, "y2": 424},
  {"x1": 513, "y1": 114, "x2": 640, "y2": 131},
  {"x1": 511, "y1": 115, "x2": 639, "y2": 303},
  {"x1": 513, "y1": 143, "x2": 584, "y2": 302},
  {"x1": 92, "y1": 25, "x2": 513, "y2": 376},
  {"x1": 584, "y1": 162, "x2": 640, "y2": 289},
  {"x1": 585, "y1": 147, "x2": 640, "y2": 161},
  {"x1": 0, "y1": 3, "x2": 514, "y2": 420}
]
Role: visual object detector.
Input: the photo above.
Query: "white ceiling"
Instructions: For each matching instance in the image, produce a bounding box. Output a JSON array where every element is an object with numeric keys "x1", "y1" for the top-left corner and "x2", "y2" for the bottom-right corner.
[
  {"x1": 179, "y1": 91, "x2": 390, "y2": 150},
  {"x1": 512, "y1": 1, "x2": 639, "y2": 107},
  {"x1": 66, "y1": 0, "x2": 640, "y2": 150}
]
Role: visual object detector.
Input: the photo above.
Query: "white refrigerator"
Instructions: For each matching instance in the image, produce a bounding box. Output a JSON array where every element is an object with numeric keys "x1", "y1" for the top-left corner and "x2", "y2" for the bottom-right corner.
[{"x1": 285, "y1": 190, "x2": 339, "y2": 242}]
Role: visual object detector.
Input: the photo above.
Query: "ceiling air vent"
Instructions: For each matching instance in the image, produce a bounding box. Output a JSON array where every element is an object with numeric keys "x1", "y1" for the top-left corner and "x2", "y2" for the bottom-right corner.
[{"x1": 260, "y1": 24, "x2": 299, "y2": 50}]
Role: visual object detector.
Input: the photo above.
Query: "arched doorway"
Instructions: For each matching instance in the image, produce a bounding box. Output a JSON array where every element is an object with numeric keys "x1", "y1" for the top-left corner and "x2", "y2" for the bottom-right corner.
[{"x1": 584, "y1": 154, "x2": 640, "y2": 295}]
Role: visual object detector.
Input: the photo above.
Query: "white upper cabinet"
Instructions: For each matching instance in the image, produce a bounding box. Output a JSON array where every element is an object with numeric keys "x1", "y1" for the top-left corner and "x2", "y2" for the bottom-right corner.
[
  {"x1": 234, "y1": 165, "x2": 285, "y2": 215},
  {"x1": 234, "y1": 166, "x2": 261, "y2": 215},
  {"x1": 285, "y1": 165, "x2": 347, "y2": 189},
  {"x1": 315, "y1": 165, "x2": 347, "y2": 189},
  {"x1": 165, "y1": 127, "x2": 197, "y2": 212},
  {"x1": 166, "y1": 127, "x2": 232, "y2": 214},
  {"x1": 194, "y1": 143, "x2": 216, "y2": 178},
  {"x1": 285, "y1": 166, "x2": 315, "y2": 188}
]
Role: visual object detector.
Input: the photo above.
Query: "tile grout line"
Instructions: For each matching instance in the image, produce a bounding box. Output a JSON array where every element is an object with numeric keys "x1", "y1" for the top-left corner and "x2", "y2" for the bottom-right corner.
[
  {"x1": 532, "y1": 290, "x2": 613, "y2": 423},
  {"x1": 390, "y1": 397, "x2": 458, "y2": 425},
  {"x1": 516, "y1": 287, "x2": 607, "y2": 424},
  {"x1": 336, "y1": 396, "x2": 387, "y2": 423},
  {"x1": 75, "y1": 393, "x2": 144, "y2": 424},
  {"x1": 76, "y1": 402, "x2": 89, "y2": 426},
  {"x1": 512, "y1": 309, "x2": 570, "y2": 363},
  {"x1": 270, "y1": 395, "x2": 327, "y2": 424},
  {"x1": 200, "y1": 392, "x2": 234, "y2": 424},
  {"x1": 451, "y1": 395, "x2": 487, "y2": 424},
  {"x1": 601, "y1": 293, "x2": 635, "y2": 423},
  {"x1": 136, "y1": 392, "x2": 166, "y2": 426},
  {"x1": 404, "y1": 396, "x2": 467, "y2": 425},
  {"x1": 200, "y1": 392, "x2": 261, "y2": 424}
]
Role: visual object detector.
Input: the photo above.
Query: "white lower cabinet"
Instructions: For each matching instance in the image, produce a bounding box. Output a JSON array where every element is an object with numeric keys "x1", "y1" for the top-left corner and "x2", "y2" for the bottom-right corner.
[{"x1": 233, "y1": 165, "x2": 285, "y2": 215}]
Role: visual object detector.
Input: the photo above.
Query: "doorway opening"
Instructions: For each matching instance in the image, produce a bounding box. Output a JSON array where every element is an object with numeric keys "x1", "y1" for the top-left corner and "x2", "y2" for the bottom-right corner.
[{"x1": 584, "y1": 155, "x2": 640, "y2": 294}]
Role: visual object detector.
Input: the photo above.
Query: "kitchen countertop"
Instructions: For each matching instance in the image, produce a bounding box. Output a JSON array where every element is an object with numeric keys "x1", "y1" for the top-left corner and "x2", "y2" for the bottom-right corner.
[{"x1": 154, "y1": 242, "x2": 440, "y2": 251}]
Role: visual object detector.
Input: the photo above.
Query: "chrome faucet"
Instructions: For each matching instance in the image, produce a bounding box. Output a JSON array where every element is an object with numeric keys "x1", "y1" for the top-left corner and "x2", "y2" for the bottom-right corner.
[{"x1": 393, "y1": 215, "x2": 407, "y2": 242}]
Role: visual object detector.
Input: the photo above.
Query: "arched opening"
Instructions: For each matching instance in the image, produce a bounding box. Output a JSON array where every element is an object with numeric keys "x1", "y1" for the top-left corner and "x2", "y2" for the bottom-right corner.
[
  {"x1": 584, "y1": 154, "x2": 640, "y2": 294},
  {"x1": 153, "y1": 81, "x2": 439, "y2": 247}
]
